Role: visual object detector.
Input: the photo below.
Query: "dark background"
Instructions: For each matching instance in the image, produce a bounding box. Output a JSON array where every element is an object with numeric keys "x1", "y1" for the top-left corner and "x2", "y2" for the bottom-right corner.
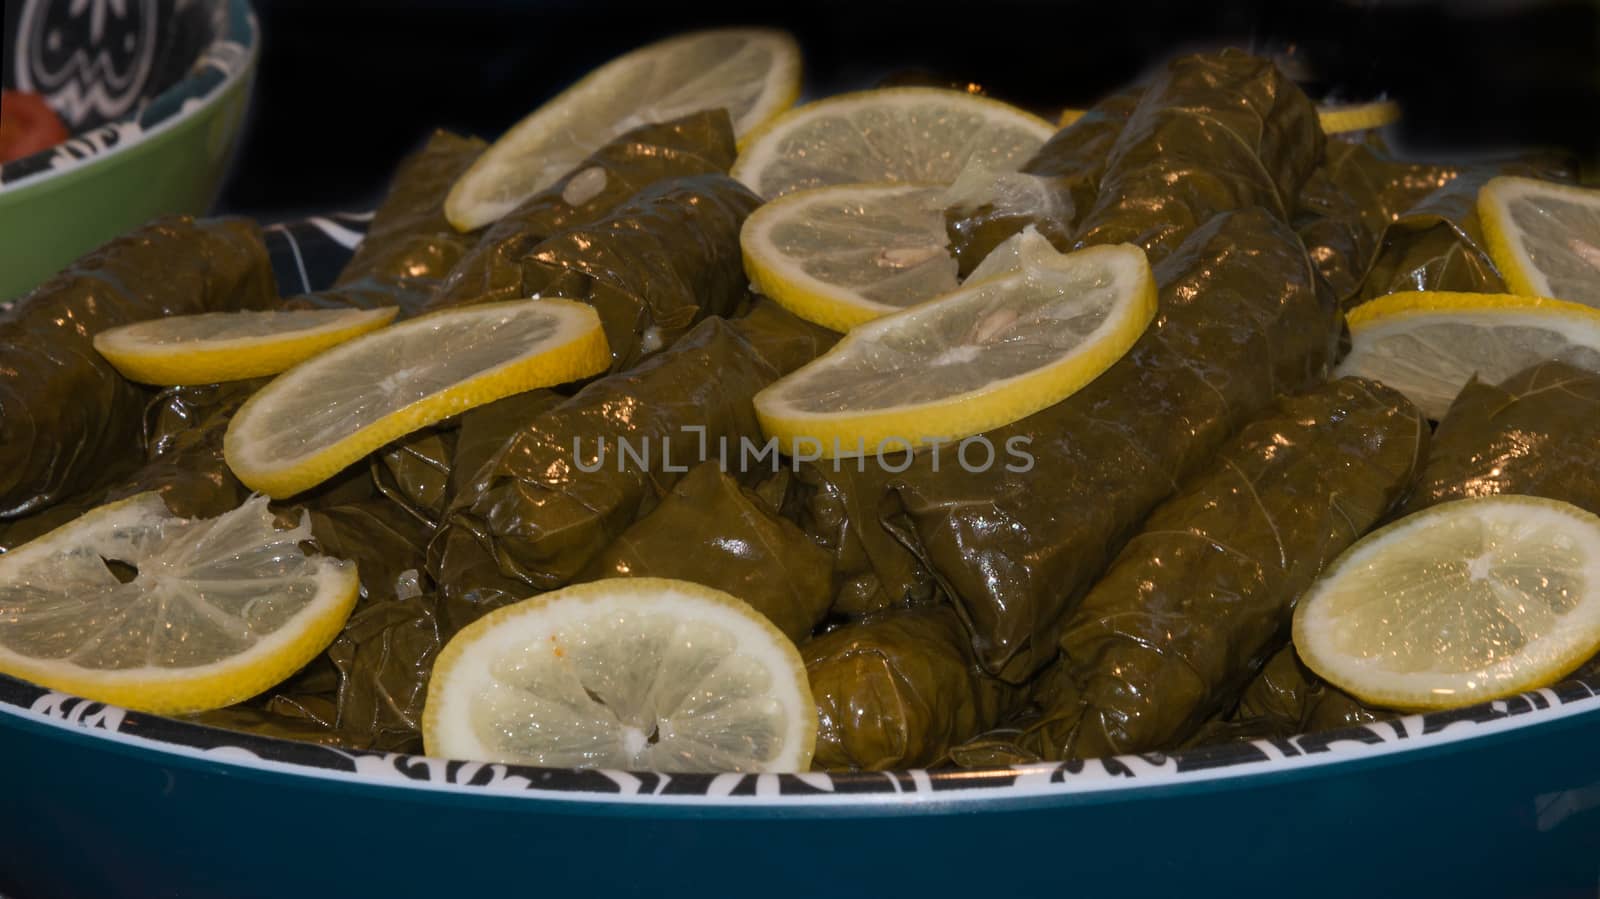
[{"x1": 217, "y1": 0, "x2": 1600, "y2": 220}]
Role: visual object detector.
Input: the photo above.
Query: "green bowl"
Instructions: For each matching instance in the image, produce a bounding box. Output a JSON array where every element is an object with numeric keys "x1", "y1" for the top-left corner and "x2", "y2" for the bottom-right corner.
[{"x1": 0, "y1": 0, "x2": 259, "y2": 301}]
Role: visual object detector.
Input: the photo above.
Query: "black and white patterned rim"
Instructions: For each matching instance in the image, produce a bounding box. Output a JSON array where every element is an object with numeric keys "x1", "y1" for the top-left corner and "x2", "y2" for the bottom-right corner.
[
  {"x1": 0, "y1": 0, "x2": 258, "y2": 190},
  {"x1": 4, "y1": 669, "x2": 1598, "y2": 807},
  {"x1": 262, "y1": 211, "x2": 374, "y2": 295}
]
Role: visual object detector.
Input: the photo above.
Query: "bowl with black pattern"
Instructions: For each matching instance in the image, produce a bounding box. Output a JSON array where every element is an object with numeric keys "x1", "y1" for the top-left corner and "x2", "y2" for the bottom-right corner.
[{"x1": 0, "y1": 0, "x2": 258, "y2": 300}]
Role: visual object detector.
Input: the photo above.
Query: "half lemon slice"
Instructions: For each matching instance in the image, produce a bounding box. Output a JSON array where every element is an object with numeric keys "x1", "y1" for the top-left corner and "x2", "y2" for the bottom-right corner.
[
  {"x1": 741, "y1": 183, "x2": 958, "y2": 332},
  {"x1": 93, "y1": 307, "x2": 397, "y2": 386},
  {"x1": 1316, "y1": 99, "x2": 1401, "y2": 134},
  {"x1": 753, "y1": 229, "x2": 1155, "y2": 458},
  {"x1": 1478, "y1": 175, "x2": 1600, "y2": 308},
  {"x1": 731, "y1": 87, "x2": 1055, "y2": 199},
  {"x1": 1056, "y1": 99, "x2": 1401, "y2": 133},
  {"x1": 1334, "y1": 291, "x2": 1600, "y2": 420},
  {"x1": 1293, "y1": 495, "x2": 1600, "y2": 710},
  {"x1": 1057, "y1": 108, "x2": 1086, "y2": 128},
  {"x1": 225, "y1": 300, "x2": 609, "y2": 499},
  {"x1": 446, "y1": 28, "x2": 802, "y2": 231},
  {"x1": 0, "y1": 494, "x2": 358, "y2": 715},
  {"x1": 423, "y1": 577, "x2": 817, "y2": 773}
]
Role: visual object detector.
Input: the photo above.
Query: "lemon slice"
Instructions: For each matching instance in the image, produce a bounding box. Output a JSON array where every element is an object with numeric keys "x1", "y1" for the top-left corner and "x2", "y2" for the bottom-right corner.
[
  {"x1": 423, "y1": 577, "x2": 816, "y2": 773},
  {"x1": 741, "y1": 183, "x2": 958, "y2": 332},
  {"x1": 445, "y1": 28, "x2": 801, "y2": 231},
  {"x1": 1316, "y1": 99, "x2": 1401, "y2": 134},
  {"x1": 0, "y1": 494, "x2": 358, "y2": 715},
  {"x1": 225, "y1": 300, "x2": 609, "y2": 499},
  {"x1": 92, "y1": 307, "x2": 397, "y2": 386},
  {"x1": 1479, "y1": 176, "x2": 1600, "y2": 307},
  {"x1": 1334, "y1": 291, "x2": 1600, "y2": 420},
  {"x1": 1057, "y1": 100, "x2": 1400, "y2": 133},
  {"x1": 753, "y1": 228, "x2": 1155, "y2": 458},
  {"x1": 731, "y1": 87, "x2": 1055, "y2": 199},
  {"x1": 1293, "y1": 495, "x2": 1600, "y2": 710}
]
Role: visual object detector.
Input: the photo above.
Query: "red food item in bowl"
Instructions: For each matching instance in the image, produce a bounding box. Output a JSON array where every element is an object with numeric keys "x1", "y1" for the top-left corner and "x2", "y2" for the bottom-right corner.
[{"x1": 0, "y1": 91, "x2": 70, "y2": 164}]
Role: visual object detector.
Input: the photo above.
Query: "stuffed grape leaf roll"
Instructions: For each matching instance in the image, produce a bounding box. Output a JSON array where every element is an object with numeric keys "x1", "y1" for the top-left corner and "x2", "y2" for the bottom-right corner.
[
  {"x1": 0, "y1": 217, "x2": 276, "y2": 517},
  {"x1": 428, "y1": 173, "x2": 760, "y2": 370},
  {"x1": 885, "y1": 206, "x2": 1337, "y2": 683},
  {"x1": 433, "y1": 306, "x2": 832, "y2": 624},
  {"x1": 1231, "y1": 640, "x2": 1600, "y2": 745},
  {"x1": 306, "y1": 500, "x2": 432, "y2": 605},
  {"x1": 940, "y1": 724, "x2": 1043, "y2": 769},
  {"x1": 1227, "y1": 362, "x2": 1600, "y2": 742},
  {"x1": 3, "y1": 385, "x2": 438, "y2": 754},
  {"x1": 805, "y1": 605, "x2": 1019, "y2": 770},
  {"x1": 580, "y1": 461, "x2": 832, "y2": 642},
  {"x1": 445, "y1": 391, "x2": 565, "y2": 502},
  {"x1": 795, "y1": 462, "x2": 937, "y2": 619},
  {"x1": 1073, "y1": 49, "x2": 1324, "y2": 263},
  {"x1": 721, "y1": 298, "x2": 840, "y2": 377},
  {"x1": 127, "y1": 381, "x2": 259, "y2": 520},
  {"x1": 1395, "y1": 360, "x2": 1600, "y2": 518},
  {"x1": 1023, "y1": 377, "x2": 1426, "y2": 760},
  {"x1": 433, "y1": 110, "x2": 738, "y2": 305},
  {"x1": 337, "y1": 130, "x2": 485, "y2": 287},
  {"x1": 1227, "y1": 643, "x2": 1384, "y2": 738},
  {"x1": 193, "y1": 590, "x2": 443, "y2": 754},
  {"x1": 943, "y1": 87, "x2": 1142, "y2": 275},
  {"x1": 373, "y1": 427, "x2": 457, "y2": 529},
  {"x1": 828, "y1": 52, "x2": 1333, "y2": 683},
  {"x1": 281, "y1": 130, "x2": 480, "y2": 315},
  {"x1": 302, "y1": 500, "x2": 438, "y2": 751},
  {"x1": 317, "y1": 586, "x2": 443, "y2": 753},
  {"x1": 1353, "y1": 154, "x2": 1574, "y2": 307},
  {"x1": 285, "y1": 131, "x2": 486, "y2": 317},
  {"x1": 195, "y1": 496, "x2": 438, "y2": 752},
  {"x1": 366, "y1": 391, "x2": 572, "y2": 591},
  {"x1": 0, "y1": 379, "x2": 259, "y2": 550},
  {"x1": 190, "y1": 701, "x2": 353, "y2": 748},
  {"x1": 1292, "y1": 138, "x2": 1457, "y2": 308}
]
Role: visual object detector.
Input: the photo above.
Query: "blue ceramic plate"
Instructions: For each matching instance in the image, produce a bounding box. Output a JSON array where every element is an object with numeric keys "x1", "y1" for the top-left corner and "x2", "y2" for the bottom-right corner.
[
  {"x1": 2, "y1": 217, "x2": 1599, "y2": 899},
  {"x1": 4, "y1": 668, "x2": 1599, "y2": 898}
]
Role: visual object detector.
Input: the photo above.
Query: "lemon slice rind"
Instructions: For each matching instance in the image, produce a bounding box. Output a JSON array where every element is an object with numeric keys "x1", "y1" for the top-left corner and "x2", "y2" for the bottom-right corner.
[
  {"x1": 423, "y1": 577, "x2": 816, "y2": 773},
  {"x1": 1316, "y1": 100, "x2": 1401, "y2": 134},
  {"x1": 1058, "y1": 100, "x2": 1401, "y2": 133},
  {"x1": 754, "y1": 233, "x2": 1156, "y2": 458},
  {"x1": 1057, "y1": 108, "x2": 1086, "y2": 128},
  {"x1": 1478, "y1": 175, "x2": 1600, "y2": 305},
  {"x1": 731, "y1": 87, "x2": 1056, "y2": 200},
  {"x1": 1335, "y1": 290, "x2": 1600, "y2": 420},
  {"x1": 0, "y1": 494, "x2": 359, "y2": 715},
  {"x1": 224, "y1": 300, "x2": 609, "y2": 499},
  {"x1": 1293, "y1": 495, "x2": 1600, "y2": 711},
  {"x1": 741, "y1": 182, "x2": 957, "y2": 332},
  {"x1": 93, "y1": 307, "x2": 398, "y2": 386},
  {"x1": 446, "y1": 28, "x2": 802, "y2": 231}
]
